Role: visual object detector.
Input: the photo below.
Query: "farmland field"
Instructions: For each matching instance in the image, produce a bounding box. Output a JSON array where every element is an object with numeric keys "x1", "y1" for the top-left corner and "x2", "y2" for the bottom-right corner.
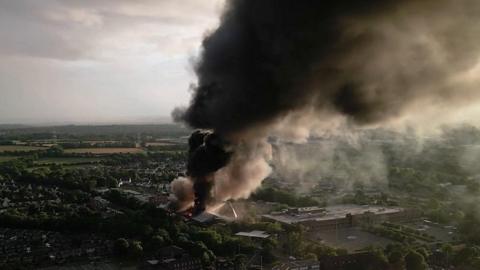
[
  {"x1": 64, "y1": 148, "x2": 144, "y2": 154},
  {"x1": 0, "y1": 145, "x2": 48, "y2": 152}
]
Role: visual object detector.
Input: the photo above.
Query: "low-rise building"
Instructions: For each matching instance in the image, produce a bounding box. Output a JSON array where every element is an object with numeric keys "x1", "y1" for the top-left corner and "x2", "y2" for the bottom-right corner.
[{"x1": 263, "y1": 204, "x2": 420, "y2": 231}]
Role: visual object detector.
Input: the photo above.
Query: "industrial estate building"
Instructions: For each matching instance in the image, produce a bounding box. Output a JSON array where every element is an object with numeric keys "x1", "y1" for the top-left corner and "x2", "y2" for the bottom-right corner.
[{"x1": 262, "y1": 204, "x2": 420, "y2": 231}]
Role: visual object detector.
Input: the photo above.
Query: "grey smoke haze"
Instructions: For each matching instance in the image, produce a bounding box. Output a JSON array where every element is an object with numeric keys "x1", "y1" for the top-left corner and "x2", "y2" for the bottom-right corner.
[
  {"x1": 172, "y1": 0, "x2": 480, "y2": 209},
  {"x1": 272, "y1": 140, "x2": 388, "y2": 194}
]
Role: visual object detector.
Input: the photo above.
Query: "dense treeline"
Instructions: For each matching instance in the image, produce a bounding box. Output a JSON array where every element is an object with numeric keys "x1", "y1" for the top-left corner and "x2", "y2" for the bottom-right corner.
[
  {"x1": 0, "y1": 124, "x2": 190, "y2": 140},
  {"x1": 0, "y1": 159, "x2": 120, "y2": 191},
  {"x1": 58, "y1": 141, "x2": 136, "y2": 149},
  {"x1": 0, "y1": 201, "x2": 261, "y2": 266}
]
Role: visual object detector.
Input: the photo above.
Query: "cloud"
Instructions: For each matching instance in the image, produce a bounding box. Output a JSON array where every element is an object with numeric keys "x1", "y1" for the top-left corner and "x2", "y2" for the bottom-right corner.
[
  {"x1": 0, "y1": 0, "x2": 223, "y2": 60},
  {"x1": 0, "y1": 0, "x2": 224, "y2": 123}
]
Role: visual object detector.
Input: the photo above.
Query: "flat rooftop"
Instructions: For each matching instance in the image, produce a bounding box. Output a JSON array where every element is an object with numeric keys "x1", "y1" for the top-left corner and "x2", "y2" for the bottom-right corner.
[
  {"x1": 263, "y1": 204, "x2": 404, "y2": 224},
  {"x1": 235, "y1": 230, "x2": 270, "y2": 239}
]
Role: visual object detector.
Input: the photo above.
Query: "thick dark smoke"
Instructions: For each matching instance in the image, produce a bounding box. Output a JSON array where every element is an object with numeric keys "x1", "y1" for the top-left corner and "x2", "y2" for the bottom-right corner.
[
  {"x1": 186, "y1": 130, "x2": 231, "y2": 214},
  {"x1": 175, "y1": 0, "x2": 480, "y2": 133},
  {"x1": 172, "y1": 0, "x2": 480, "y2": 212}
]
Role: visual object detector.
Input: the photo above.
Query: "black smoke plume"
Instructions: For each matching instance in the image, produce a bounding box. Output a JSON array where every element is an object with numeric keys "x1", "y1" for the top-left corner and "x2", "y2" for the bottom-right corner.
[
  {"x1": 174, "y1": 0, "x2": 480, "y2": 133},
  {"x1": 173, "y1": 0, "x2": 480, "y2": 211},
  {"x1": 186, "y1": 130, "x2": 231, "y2": 214}
]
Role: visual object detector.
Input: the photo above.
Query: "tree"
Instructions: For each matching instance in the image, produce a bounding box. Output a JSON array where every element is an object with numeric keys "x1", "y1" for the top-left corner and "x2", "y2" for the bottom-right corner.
[
  {"x1": 192, "y1": 230, "x2": 222, "y2": 248},
  {"x1": 405, "y1": 251, "x2": 427, "y2": 270},
  {"x1": 415, "y1": 247, "x2": 430, "y2": 260},
  {"x1": 459, "y1": 209, "x2": 480, "y2": 244},
  {"x1": 388, "y1": 251, "x2": 405, "y2": 270},
  {"x1": 141, "y1": 224, "x2": 153, "y2": 237},
  {"x1": 261, "y1": 240, "x2": 277, "y2": 264},
  {"x1": 440, "y1": 243, "x2": 453, "y2": 265},
  {"x1": 284, "y1": 231, "x2": 303, "y2": 256},
  {"x1": 106, "y1": 176, "x2": 119, "y2": 188},
  {"x1": 129, "y1": 240, "x2": 143, "y2": 259},
  {"x1": 366, "y1": 248, "x2": 389, "y2": 270},
  {"x1": 234, "y1": 254, "x2": 248, "y2": 270},
  {"x1": 149, "y1": 234, "x2": 167, "y2": 251},
  {"x1": 305, "y1": 253, "x2": 318, "y2": 260},
  {"x1": 156, "y1": 228, "x2": 171, "y2": 244},
  {"x1": 185, "y1": 241, "x2": 215, "y2": 265},
  {"x1": 113, "y1": 238, "x2": 129, "y2": 257},
  {"x1": 453, "y1": 246, "x2": 480, "y2": 267}
]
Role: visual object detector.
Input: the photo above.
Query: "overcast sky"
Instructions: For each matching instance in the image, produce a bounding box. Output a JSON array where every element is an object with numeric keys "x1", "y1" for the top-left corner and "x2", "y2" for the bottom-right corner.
[{"x1": 0, "y1": 0, "x2": 224, "y2": 124}]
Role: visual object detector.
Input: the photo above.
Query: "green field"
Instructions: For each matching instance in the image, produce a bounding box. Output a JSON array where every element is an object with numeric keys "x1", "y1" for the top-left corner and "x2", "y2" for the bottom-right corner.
[
  {"x1": 34, "y1": 157, "x2": 103, "y2": 165},
  {"x1": 64, "y1": 148, "x2": 144, "y2": 155},
  {"x1": 0, "y1": 145, "x2": 48, "y2": 152}
]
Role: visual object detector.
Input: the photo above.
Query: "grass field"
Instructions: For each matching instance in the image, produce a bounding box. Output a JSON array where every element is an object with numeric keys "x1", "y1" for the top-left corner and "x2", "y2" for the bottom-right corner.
[
  {"x1": 64, "y1": 148, "x2": 144, "y2": 154},
  {"x1": 34, "y1": 157, "x2": 103, "y2": 165},
  {"x1": 308, "y1": 227, "x2": 394, "y2": 253},
  {"x1": 0, "y1": 145, "x2": 48, "y2": 152}
]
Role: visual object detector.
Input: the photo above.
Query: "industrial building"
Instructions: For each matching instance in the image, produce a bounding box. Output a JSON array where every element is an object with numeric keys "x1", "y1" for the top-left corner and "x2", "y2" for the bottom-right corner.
[{"x1": 262, "y1": 204, "x2": 419, "y2": 231}]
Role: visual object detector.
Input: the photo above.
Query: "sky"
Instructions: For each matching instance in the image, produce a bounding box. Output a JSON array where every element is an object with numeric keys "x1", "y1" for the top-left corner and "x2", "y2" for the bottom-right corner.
[{"x1": 0, "y1": 0, "x2": 224, "y2": 124}]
